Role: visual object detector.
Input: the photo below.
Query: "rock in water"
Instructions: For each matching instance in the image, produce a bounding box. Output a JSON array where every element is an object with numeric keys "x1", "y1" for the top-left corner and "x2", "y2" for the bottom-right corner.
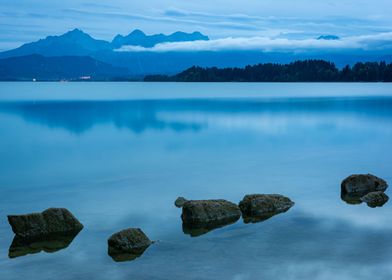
[
  {"x1": 181, "y1": 199, "x2": 241, "y2": 236},
  {"x1": 7, "y1": 208, "x2": 83, "y2": 240},
  {"x1": 174, "y1": 197, "x2": 188, "y2": 208},
  {"x1": 341, "y1": 174, "x2": 388, "y2": 196},
  {"x1": 239, "y1": 194, "x2": 295, "y2": 223},
  {"x1": 361, "y1": 191, "x2": 389, "y2": 208},
  {"x1": 108, "y1": 228, "x2": 152, "y2": 262}
]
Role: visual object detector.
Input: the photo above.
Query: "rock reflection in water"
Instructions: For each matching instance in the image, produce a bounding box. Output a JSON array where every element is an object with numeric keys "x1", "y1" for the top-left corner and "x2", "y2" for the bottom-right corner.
[
  {"x1": 8, "y1": 231, "x2": 80, "y2": 259},
  {"x1": 340, "y1": 192, "x2": 363, "y2": 205},
  {"x1": 108, "y1": 246, "x2": 150, "y2": 262},
  {"x1": 242, "y1": 212, "x2": 280, "y2": 224},
  {"x1": 182, "y1": 217, "x2": 240, "y2": 237}
]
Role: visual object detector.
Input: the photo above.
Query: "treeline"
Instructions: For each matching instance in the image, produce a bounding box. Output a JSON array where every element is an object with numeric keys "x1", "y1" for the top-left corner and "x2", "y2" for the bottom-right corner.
[{"x1": 144, "y1": 60, "x2": 392, "y2": 82}]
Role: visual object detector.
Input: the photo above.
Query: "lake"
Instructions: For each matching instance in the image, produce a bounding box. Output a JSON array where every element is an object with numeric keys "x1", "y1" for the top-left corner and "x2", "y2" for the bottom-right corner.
[{"x1": 0, "y1": 82, "x2": 391, "y2": 280}]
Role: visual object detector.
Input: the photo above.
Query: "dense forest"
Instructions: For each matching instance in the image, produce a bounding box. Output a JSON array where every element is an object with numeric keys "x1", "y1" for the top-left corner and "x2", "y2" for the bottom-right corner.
[{"x1": 144, "y1": 60, "x2": 392, "y2": 82}]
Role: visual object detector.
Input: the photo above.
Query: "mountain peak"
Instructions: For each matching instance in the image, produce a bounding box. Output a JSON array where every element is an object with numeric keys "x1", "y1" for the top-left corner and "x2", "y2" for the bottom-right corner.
[
  {"x1": 129, "y1": 29, "x2": 146, "y2": 36},
  {"x1": 0, "y1": 28, "x2": 111, "y2": 58},
  {"x1": 111, "y1": 29, "x2": 209, "y2": 48},
  {"x1": 317, "y1": 35, "x2": 340, "y2": 40},
  {"x1": 62, "y1": 28, "x2": 91, "y2": 39},
  {"x1": 69, "y1": 28, "x2": 83, "y2": 34}
]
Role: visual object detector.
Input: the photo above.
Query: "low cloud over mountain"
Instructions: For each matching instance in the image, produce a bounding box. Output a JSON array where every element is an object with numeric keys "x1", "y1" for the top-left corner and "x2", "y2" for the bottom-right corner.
[
  {"x1": 116, "y1": 32, "x2": 392, "y2": 53},
  {"x1": 1, "y1": 28, "x2": 392, "y2": 78}
]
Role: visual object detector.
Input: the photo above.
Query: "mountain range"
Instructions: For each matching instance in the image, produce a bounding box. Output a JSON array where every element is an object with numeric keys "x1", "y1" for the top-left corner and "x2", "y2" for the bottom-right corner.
[
  {"x1": 0, "y1": 28, "x2": 392, "y2": 80},
  {"x1": 111, "y1": 29, "x2": 208, "y2": 48},
  {"x1": 0, "y1": 54, "x2": 127, "y2": 81},
  {"x1": 0, "y1": 28, "x2": 208, "y2": 58},
  {"x1": 0, "y1": 29, "x2": 216, "y2": 79}
]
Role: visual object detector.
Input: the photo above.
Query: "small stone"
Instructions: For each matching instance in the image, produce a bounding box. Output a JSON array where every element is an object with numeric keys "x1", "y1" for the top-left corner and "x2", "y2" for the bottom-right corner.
[
  {"x1": 174, "y1": 197, "x2": 188, "y2": 208},
  {"x1": 108, "y1": 228, "x2": 152, "y2": 262},
  {"x1": 239, "y1": 194, "x2": 294, "y2": 223},
  {"x1": 361, "y1": 191, "x2": 389, "y2": 208}
]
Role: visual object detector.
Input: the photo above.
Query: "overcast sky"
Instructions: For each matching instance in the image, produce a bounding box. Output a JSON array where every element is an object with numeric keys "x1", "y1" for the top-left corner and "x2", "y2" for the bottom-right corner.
[{"x1": 1, "y1": 0, "x2": 392, "y2": 51}]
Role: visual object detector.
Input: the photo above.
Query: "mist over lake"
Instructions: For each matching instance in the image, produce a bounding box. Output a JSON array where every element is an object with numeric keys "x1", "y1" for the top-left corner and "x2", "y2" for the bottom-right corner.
[{"x1": 0, "y1": 83, "x2": 391, "y2": 280}]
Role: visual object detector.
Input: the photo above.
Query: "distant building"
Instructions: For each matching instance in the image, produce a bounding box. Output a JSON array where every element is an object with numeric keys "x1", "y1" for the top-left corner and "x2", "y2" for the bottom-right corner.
[{"x1": 79, "y1": 76, "x2": 91, "y2": 80}]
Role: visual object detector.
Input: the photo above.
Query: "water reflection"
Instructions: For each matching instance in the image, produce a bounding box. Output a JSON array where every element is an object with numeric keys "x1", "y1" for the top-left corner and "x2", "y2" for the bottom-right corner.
[
  {"x1": 1, "y1": 91, "x2": 392, "y2": 279},
  {"x1": 8, "y1": 231, "x2": 81, "y2": 259},
  {"x1": 0, "y1": 97, "x2": 392, "y2": 134},
  {"x1": 182, "y1": 218, "x2": 240, "y2": 237},
  {"x1": 108, "y1": 246, "x2": 150, "y2": 262},
  {"x1": 242, "y1": 212, "x2": 285, "y2": 224},
  {"x1": 341, "y1": 192, "x2": 363, "y2": 205},
  {"x1": 0, "y1": 101, "x2": 204, "y2": 134}
]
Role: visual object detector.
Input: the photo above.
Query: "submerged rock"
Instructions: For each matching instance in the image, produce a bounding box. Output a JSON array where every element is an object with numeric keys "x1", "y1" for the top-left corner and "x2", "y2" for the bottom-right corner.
[
  {"x1": 174, "y1": 197, "x2": 188, "y2": 208},
  {"x1": 8, "y1": 231, "x2": 80, "y2": 259},
  {"x1": 361, "y1": 191, "x2": 389, "y2": 208},
  {"x1": 239, "y1": 194, "x2": 295, "y2": 223},
  {"x1": 341, "y1": 174, "x2": 388, "y2": 196},
  {"x1": 7, "y1": 208, "x2": 83, "y2": 240},
  {"x1": 108, "y1": 228, "x2": 152, "y2": 262},
  {"x1": 181, "y1": 199, "x2": 241, "y2": 236}
]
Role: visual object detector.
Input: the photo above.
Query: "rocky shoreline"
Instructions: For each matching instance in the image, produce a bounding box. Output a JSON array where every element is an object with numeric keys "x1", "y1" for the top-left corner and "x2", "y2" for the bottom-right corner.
[{"x1": 6, "y1": 173, "x2": 389, "y2": 262}]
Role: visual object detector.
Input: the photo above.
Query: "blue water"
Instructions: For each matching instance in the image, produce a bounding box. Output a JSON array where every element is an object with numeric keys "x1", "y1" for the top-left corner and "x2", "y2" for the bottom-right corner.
[{"x1": 0, "y1": 83, "x2": 392, "y2": 280}]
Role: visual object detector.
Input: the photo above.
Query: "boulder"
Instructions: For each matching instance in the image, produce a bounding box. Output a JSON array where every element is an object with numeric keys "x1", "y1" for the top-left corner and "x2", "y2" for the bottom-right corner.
[
  {"x1": 7, "y1": 208, "x2": 83, "y2": 240},
  {"x1": 174, "y1": 197, "x2": 188, "y2": 208},
  {"x1": 361, "y1": 191, "x2": 389, "y2": 208},
  {"x1": 181, "y1": 199, "x2": 241, "y2": 236},
  {"x1": 182, "y1": 199, "x2": 241, "y2": 225},
  {"x1": 108, "y1": 228, "x2": 152, "y2": 262},
  {"x1": 239, "y1": 194, "x2": 295, "y2": 223},
  {"x1": 341, "y1": 174, "x2": 388, "y2": 196}
]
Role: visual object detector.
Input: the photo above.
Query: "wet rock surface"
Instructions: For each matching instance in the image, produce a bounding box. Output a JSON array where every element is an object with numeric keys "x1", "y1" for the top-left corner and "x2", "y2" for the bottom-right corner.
[
  {"x1": 341, "y1": 174, "x2": 388, "y2": 197},
  {"x1": 239, "y1": 194, "x2": 295, "y2": 223},
  {"x1": 341, "y1": 174, "x2": 389, "y2": 207},
  {"x1": 108, "y1": 228, "x2": 152, "y2": 262},
  {"x1": 174, "y1": 197, "x2": 188, "y2": 208},
  {"x1": 361, "y1": 191, "x2": 389, "y2": 208},
  {"x1": 181, "y1": 199, "x2": 241, "y2": 236},
  {"x1": 7, "y1": 208, "x2": 83, "y2": 240},
  {"x1": 8, "y1": 232, "x2": 80, "y2": 259}
]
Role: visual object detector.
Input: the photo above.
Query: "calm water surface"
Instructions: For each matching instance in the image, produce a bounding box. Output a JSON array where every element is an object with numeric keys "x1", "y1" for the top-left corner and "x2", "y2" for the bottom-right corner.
[{"x1": 0, "y1": 83, "x2": 392, "y2": 280}]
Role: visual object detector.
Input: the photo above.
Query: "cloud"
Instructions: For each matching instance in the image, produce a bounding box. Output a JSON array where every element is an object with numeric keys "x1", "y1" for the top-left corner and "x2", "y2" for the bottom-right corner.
[
  {"x1": 161, "y1": 8, "x2": 392, "y2": 37},
  {"x1": 1, "y1": 1, "x2": 392, "y2": 51},
  {"x1": 163, "y1": 8, "x2": 270, "y2": 22},
  {"x1": 62, "y1": 8, "x2": 263, "y2": 32},
  {"x1": 115, "y1": 32, "x2": 392, "y2": 53}
]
